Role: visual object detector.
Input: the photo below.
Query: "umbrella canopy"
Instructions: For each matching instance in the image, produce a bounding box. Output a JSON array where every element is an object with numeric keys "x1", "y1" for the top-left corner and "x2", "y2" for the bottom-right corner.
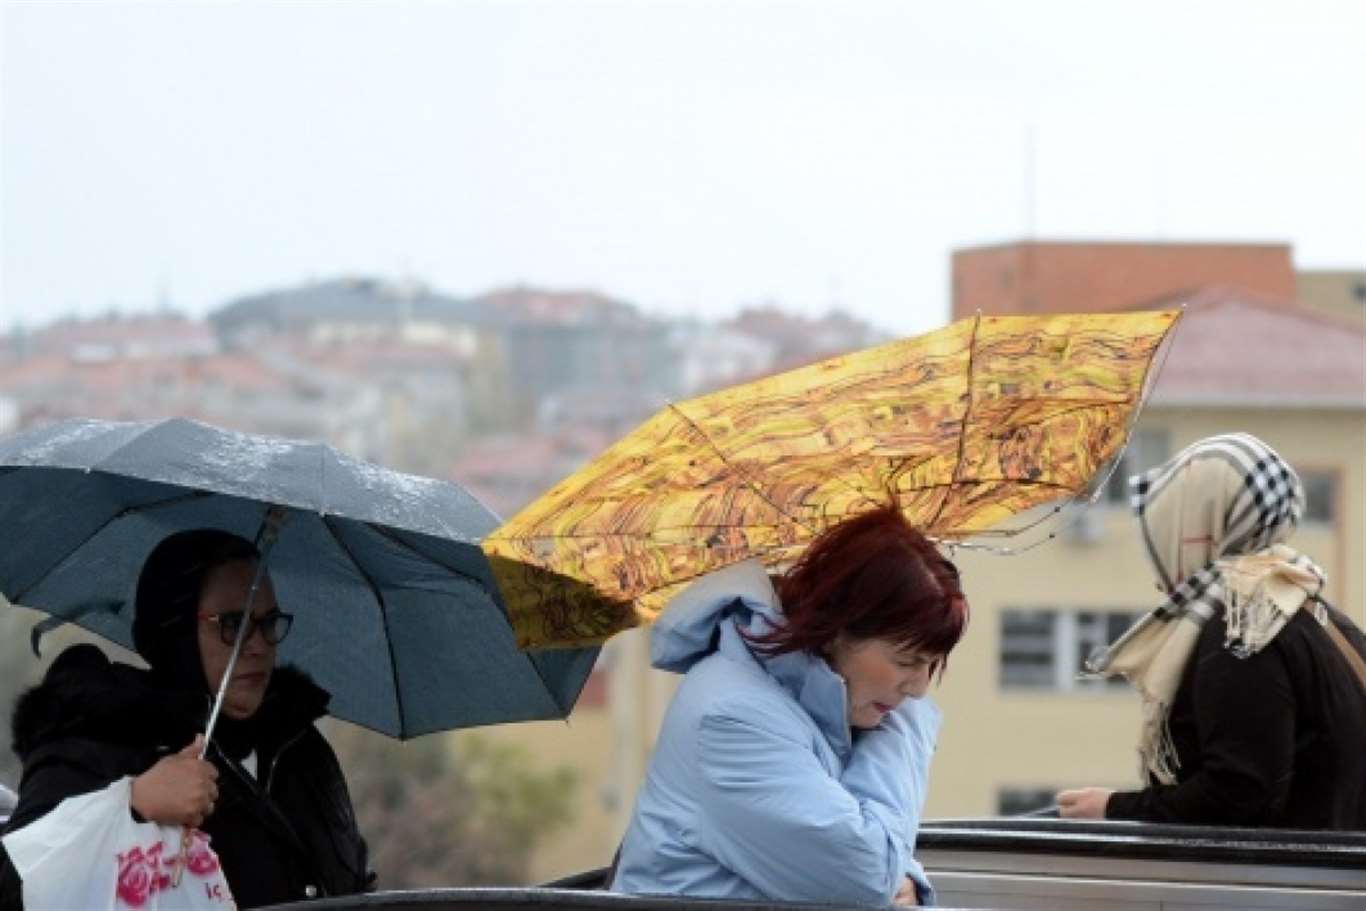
[
  {"x1": 0, "y1": 417, "x2": 597, "y2": 738},
  {"x1": 484, "y1": 309, "x2": 1181, "y2": 649}
]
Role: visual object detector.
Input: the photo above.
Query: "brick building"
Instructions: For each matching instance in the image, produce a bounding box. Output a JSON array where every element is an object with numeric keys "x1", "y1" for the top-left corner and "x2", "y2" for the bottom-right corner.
[{"x1": 951, "y1": 241, "x2": 1297, "y2": 319}]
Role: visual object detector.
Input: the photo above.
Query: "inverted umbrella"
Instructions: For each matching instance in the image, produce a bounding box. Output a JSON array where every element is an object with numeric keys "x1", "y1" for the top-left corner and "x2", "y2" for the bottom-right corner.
[
  {"x1": 0, "y1": 417, "x2": 597, "y2": 738},
  {"x1": 483, "y1": 309, "x2": 1181, "y2": 648}
]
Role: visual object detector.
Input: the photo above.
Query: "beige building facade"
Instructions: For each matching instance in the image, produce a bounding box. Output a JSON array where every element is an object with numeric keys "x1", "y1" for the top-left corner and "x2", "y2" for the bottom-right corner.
[{"x1": 1296, "y1": 269, "x2": 1366, "y2": 325}]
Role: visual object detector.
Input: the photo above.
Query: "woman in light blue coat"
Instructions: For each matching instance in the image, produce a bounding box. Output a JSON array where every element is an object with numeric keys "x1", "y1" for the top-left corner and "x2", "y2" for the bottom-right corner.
[{"x1": 612, "y1": 507, "x2": 968, "y2": 907}]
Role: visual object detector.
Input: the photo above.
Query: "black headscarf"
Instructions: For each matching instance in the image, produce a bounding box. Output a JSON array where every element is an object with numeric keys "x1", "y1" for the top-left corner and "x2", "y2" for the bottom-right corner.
[{"x1": 132, "y1": 529, "x2": 266, "y2": 760}]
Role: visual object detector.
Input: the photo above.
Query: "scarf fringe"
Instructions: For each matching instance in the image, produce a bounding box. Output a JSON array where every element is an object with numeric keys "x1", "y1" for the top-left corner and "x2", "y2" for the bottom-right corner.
[
  {"x1": 1132, "y1": 680, "x2": 1181, "y2": 785},
  {"x1": 1221, "y1": 553, "x2": 1316, "y2": 658}
]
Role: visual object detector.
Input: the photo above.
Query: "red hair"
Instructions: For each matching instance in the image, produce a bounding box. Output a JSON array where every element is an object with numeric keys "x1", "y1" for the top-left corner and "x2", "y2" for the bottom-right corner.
[{"x1": 747, "y1": 506, "x2": 969, "y2": 675}]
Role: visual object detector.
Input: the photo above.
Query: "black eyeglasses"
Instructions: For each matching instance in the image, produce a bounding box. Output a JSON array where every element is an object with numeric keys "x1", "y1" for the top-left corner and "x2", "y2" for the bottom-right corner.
[{"x1": 198, "y1": 608, "x2": 294, "y2": 646}]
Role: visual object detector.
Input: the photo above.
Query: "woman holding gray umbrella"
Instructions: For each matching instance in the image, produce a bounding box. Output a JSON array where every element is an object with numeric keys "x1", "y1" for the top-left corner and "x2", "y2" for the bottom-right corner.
[{"x1": 0, "y1": 529, "x2": 372, "y2": 909}]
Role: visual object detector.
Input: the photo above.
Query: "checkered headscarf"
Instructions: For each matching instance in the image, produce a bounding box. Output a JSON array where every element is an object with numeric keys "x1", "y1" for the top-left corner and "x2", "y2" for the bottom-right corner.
[{"x1": 1088, "y1": 433, "x2": 1325, "y2": 783}]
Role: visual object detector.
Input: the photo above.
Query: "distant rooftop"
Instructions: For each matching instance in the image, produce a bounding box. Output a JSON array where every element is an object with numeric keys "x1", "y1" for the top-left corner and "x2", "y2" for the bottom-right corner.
[
  {"x1": 721, "y1": 305, "x2": 887, "y2": 371},
  {"x1": 1144, "y1": 287, "x2": 1366, "y2": 409},
  {"x1": 212, "y1": 277, "x2": 651, "y2": 332},
  {"x1": 212, "y1": 277, "x2": 480, "y2": 331},
  {"x1": 477, "y1": 286, "x2": 646, "y2": 327},
  {"x1": 19, "y1": 314, "x2": 218, "y2": 362}
]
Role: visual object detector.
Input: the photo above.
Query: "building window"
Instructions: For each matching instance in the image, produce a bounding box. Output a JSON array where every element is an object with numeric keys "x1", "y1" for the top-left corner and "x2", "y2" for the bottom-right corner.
[
  {"x1": 1104, "y1": 428, "x2": 1170, "y2": 505},
  {"x1": 1000, "y1": 608, "x2": 1142, "y2": 691},
  {"x1": 1301, "y1": 471, "x2": 1336, "y2": 524},
  {"x1": 1000, "y1": 610, "x2": 1055, "y2": 688},
  {"x1": 998, "y1": 787, "x2": 1058, "y2": 817}
]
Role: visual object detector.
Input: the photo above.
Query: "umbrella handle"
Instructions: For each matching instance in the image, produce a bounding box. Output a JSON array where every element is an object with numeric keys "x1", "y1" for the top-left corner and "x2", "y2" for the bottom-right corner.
[
  {"x1": 178, "y1": 508, "x2": 290, "y2": 885},
  {"x1": 200, "y1": 506, "x2": 290, "y2": 755}
]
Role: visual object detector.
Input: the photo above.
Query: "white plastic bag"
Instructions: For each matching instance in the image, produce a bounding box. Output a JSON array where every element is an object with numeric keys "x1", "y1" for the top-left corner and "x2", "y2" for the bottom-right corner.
[{"x1": 1, "y1": 777, "x2": 236, "y2": 910}]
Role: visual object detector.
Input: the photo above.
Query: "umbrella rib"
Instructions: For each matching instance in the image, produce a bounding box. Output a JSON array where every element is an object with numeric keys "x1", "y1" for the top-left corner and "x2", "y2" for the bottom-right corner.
[
  {"x1": 643, "y1": 552, "x2": 791, "y2": 593},
  {"x1": 318, "y1": 443, "x2": 328, "y2": 517},
  {"x1": 88, "y1": 418, "x2": 159, "y2": 473},
  {"x1": 379, "y1": 519, "x2": 592, "y2": 710},
  {"x1": 363, "y1": 527, "x2": 585, "y2": 717},
  {"x1": 886, "y1": 475, "x2": 1077, "y2": 493},
  {"x1": 366, "y1": 525, "x2": 494, "y2": 591},
  {"x1": 320, "y1": 522, "x2": 568, "y2": 732},
  {"x1": 491, "y1": 476, "x2": 1084, "y2": 539},
  {"x1": 320, "y1": 518, "x2": 408, "y2": 738},
  {"x1": 489, "y1": 477, "x2": 1080, "y2": 545},
  {"x1": 927, "y1": 313, "x2": 982, "y2": 529},
  {"x1": 516, "y1": 636, "x2": 575, "y2": 717},
  {"x1": 11, "y1": 488, "x2": 215, "y2": 604},
  {"x1": 880, "y1": 397, "x2": 1140, "y2": 493},
  {"x1": 664, "y1": 402, "x2": 818, "y2": 537},
  {"x1": 813, "y1": 469, "x2": 884, "y2": 515}
]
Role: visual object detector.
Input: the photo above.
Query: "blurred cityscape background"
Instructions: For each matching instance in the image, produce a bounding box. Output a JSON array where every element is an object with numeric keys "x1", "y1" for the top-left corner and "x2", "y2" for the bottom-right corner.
[
  {"x1": 2, "y1": 0, "x2": 1364, "y2": 891},
  {"x1": 1, "y1": 242, "x2": 1361, "y2": 883}
]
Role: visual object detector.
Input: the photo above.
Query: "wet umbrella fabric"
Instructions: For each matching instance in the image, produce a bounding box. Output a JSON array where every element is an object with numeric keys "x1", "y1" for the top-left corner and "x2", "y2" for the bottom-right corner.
[
  {"x1": 0, "y1": 417, "x2": 597, "y2": 738},
  {"x1": 484, "y1": 309, "x2": 1182, "y2": 649}
]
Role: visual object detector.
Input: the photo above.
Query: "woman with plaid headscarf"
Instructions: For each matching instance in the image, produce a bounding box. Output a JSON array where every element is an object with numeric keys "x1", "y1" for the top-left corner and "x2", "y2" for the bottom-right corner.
[{"x1": 1057, "y1": 433, "x2": 1366, "y2": 829}]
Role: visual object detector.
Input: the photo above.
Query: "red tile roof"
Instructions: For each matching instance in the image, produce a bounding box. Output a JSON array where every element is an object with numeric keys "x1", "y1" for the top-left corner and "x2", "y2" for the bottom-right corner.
[
  {"x1": 1141, "y1": 287, "x2": 1366, "y2": 409},
  {"x1": 446, "y1": 429, "x2": 617, "y2": 516},
  {"x1": 27, "y1": 316, "x2": 218, "y2": 359},
  {"x1": 0, "y1": 354, "x2": 290, "y2": 411},
  {"x1": 476, "y1": 287, "x2": 642, "y2": 326}
]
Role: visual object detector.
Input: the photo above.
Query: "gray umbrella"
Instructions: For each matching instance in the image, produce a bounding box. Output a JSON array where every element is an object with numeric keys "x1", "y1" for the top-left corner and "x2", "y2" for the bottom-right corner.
[{"x1": 0, "y1": 417, "x2": 597, "y2": 738}]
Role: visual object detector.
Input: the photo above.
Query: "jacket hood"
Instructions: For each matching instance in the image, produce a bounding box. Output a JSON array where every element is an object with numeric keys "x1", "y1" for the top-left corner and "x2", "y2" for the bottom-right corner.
[
  {"x1": 650, "y1": 560, "x2": 783, "y2": 673},
  {"x1": 650, "y1": 559, "x2": 854, "y2": 756},
  {"x1": 10, "y1": 643, "x2": 330, "y2": 763}
]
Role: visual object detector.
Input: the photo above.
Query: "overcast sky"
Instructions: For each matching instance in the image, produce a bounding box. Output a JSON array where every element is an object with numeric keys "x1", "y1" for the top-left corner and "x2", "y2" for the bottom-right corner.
[{"x1": 2, "y1": 0, "x2": 1363, "y2": 335}]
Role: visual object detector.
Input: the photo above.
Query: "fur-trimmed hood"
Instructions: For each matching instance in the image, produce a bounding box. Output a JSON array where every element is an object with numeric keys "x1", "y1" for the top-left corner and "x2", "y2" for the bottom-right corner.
[{"x1": 11, "y1": 643, "x2": 330, "y2": 764}]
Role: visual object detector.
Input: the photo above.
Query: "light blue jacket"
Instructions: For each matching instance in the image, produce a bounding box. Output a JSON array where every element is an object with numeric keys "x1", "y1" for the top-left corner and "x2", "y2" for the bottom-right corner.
[{"x1": 611, "y1": 560, "x2": 941, "y2": 907}]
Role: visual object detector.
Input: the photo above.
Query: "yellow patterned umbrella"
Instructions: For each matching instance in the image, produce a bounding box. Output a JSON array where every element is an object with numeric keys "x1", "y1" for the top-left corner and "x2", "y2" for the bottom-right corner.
[{"x1": 483, "y1": 309, "x2": 1181, "y2": 649}]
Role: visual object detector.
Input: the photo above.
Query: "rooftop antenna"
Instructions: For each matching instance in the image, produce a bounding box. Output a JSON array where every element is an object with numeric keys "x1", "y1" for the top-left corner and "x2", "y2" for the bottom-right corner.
[
  {"x1": 1023, "y1": 122, "x2": 1038, "y2": 239},
  {"x1": 1153, "y1": 145, "x2": 1169, "y2": 240},
  {"x1": 156, "y1": 275, "x2": 172, "y2": 314}
]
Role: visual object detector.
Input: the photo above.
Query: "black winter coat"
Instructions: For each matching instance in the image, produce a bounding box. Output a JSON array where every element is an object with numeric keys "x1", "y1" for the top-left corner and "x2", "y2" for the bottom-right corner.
[
  {"x1": 1106, "y1": 603, "x2": 1366, "y2": 830},
  {"x1": 0, "y1": 644, "x2": 372, "y2": 909}
]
